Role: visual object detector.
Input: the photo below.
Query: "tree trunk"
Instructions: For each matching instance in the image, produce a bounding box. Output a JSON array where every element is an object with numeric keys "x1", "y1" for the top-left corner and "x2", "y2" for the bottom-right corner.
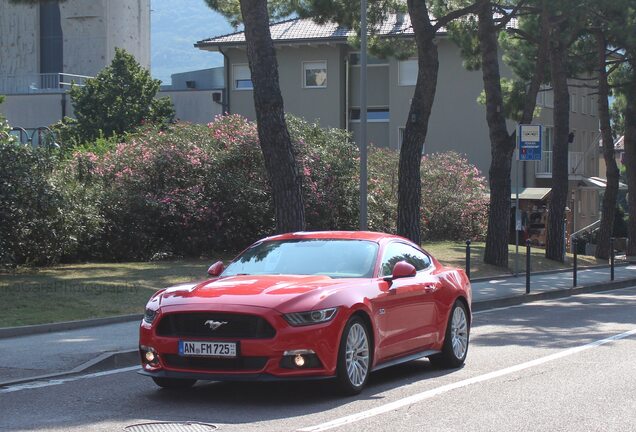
[
  {"x1": 545, "y1": 35, "x2": 570, "y2": 262},
  {"x1": 478, "y1": 0, "x2": 515, "y2": 267},
  {"x1": 594, "y1": 32, "x2": 620, "y2": 260},
  {"x1": 239, "y1": 0, "x2": 305, "y2": 233},
  {"x1": 624, "y1": 57, "x2": 636, "y2": 256},
  {"x1": 397, "y1": 0, "x2": 438, "y2": 245},
  {"x1": 519, "y1": 0, "x2": 549, "y2": 127}
]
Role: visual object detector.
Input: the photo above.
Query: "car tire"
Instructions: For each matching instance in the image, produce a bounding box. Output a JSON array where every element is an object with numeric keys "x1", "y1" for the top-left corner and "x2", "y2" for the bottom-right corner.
[
  {"x1": 336, "y1": 315, "x2": 371, "y2": 395},
  {"x1": 151, "y1": 377, "x2": 197, "y2": 389},
  {"x1": 428, "y1": 300, "x2": 470, "y2": 369}
]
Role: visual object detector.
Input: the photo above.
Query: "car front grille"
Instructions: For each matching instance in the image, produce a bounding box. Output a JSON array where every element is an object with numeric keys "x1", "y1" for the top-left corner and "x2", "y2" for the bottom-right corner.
[
  {"x1": 162, "y1": 354, "x2": 268, "y2": 372},
  {"x1": 156, "y1": 312, "x2": 276, "y2": 339}
]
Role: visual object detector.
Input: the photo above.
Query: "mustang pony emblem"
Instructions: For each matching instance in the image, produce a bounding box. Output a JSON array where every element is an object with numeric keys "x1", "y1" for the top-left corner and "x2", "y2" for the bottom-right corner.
[{"x1": 204, "y1": 320, "x2": 228, "y2": 330}]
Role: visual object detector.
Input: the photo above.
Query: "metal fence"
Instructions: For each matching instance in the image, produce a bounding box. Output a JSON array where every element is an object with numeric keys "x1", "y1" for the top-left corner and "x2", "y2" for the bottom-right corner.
[
  {"x1": 0, "y1": 73, "x2": 91, "y2": 94},
  {"x1": 10, "y1": 126, "x2": 59, "y2": 149}
]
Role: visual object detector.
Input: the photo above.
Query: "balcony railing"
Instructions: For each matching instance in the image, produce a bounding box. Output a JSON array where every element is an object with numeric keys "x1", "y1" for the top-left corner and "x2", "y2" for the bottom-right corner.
[
  {"x1": 535, "y1": 151, "x2": 585, "y2": 177},
  {"x1": 0, "y1": 73, "x2": 91, "y2": 94}
]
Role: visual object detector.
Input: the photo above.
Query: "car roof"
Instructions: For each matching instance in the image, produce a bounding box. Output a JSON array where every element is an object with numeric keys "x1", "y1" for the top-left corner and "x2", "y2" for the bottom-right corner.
[{"x1": 263, "y1": 231, "x2": 410, "y2": 244}]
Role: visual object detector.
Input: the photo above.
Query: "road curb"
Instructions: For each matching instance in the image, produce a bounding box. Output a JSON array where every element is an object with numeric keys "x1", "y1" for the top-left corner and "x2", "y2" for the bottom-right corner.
[
  {"x1": 0, "y1": 314, "x2": 142, "y2": 340},
  {"x1": 472, "y1": 278, "x2": 636, "y2": 312},
  {"x1": 0, "y1": 349, "x2": 139, "y2": 388}
]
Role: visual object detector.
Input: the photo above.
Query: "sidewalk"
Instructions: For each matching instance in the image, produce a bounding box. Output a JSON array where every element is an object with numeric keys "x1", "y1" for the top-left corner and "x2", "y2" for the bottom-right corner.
[
  {"x1": 0, "y1": 321, "x2": 138, "y2": 385},
  {"x1": 471, "y1": 262, "x2": 636, "y2": 309},
  {"x1": 1, "y1": 263, "x2": 635, "y2": 386}
]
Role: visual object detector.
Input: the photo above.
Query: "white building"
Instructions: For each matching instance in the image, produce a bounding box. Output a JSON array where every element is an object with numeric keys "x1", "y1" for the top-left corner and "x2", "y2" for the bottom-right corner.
[{"x1": 0, "y1": 0, "x2": 150, "y2": 127}]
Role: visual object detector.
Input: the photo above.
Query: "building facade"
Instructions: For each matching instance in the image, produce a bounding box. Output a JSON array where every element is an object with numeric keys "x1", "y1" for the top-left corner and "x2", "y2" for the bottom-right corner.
[{"x1": 196, "y1": 16, "x2": 602, "y2": 237}]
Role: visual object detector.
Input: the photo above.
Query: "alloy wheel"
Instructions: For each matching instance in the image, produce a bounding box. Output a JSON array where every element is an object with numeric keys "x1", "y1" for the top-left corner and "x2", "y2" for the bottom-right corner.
[
  {"x1": 345, "y1": 322, "x2": 370, "y2": 387},
  {"x1": 451, "y1": 305, "x2": 469, "y2": 360}
]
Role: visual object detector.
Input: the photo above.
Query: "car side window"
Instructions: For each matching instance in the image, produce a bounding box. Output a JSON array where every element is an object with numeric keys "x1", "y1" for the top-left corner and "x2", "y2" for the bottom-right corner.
[{"x1": 380, "y1": 242, "x2": 431, "y2": 276}]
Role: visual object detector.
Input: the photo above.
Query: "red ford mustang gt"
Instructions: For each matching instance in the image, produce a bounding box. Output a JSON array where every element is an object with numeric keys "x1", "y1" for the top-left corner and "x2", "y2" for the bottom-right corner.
[{"x1": 139, "y1": 231, "x2": 471, "y2": 394}]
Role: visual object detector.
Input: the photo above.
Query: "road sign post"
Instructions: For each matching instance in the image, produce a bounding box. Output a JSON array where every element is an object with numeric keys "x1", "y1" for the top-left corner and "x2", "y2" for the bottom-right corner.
[
  {"x1": 515, "y1": 125, "x2": 543, "y2": 276},
  {"x1": 518, "y1": 125, "x2": 543, "y2": 162}
]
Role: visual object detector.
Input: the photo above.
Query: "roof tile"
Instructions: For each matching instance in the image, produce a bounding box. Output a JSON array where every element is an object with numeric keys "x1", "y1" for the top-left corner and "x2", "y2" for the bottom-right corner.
[{"x1": 197, "y1": 14, "x2": 414, "y2": 46}]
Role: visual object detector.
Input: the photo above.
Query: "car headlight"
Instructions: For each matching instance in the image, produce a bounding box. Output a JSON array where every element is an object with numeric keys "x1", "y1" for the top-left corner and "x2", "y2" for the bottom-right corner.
[
  {"x1": 143, "y1": 308, "x2": 157, "y2": 324},
  {"x1": 284, "y1": 307, "x2": 338, "y2": 326}
]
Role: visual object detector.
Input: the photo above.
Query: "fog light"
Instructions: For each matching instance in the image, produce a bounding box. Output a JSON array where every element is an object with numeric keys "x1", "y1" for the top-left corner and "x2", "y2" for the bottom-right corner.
[
  {"x1": 141, "y1": 345, "x2": 159, "y2": 366},
  {"x1": 294, "y1": 354, "x2": 305, "y2": 367}
]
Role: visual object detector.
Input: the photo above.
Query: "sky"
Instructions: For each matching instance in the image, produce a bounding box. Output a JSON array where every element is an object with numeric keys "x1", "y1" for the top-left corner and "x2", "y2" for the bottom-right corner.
[{"x1": 150, "y1": 0, "x2": 234, "y2": 85}]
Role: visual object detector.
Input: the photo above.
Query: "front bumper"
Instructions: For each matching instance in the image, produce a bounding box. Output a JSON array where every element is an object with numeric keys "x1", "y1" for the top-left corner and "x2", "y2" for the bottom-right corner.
[
  {"x1": 139, "y1": 303, "x2": 345, "y2": 380},
  {"x1": 137, "y1": 368, "x2": 332, "y2": 382}
]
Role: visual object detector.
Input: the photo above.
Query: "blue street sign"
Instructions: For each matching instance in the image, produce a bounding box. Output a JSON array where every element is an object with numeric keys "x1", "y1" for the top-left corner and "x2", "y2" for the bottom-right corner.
[{"x1": 518, "y1": 124, "x2": 543, "y2": 161}]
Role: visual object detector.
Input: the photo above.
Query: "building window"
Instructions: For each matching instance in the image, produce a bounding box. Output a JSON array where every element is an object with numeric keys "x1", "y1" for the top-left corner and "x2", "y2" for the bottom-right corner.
[
  {"x1": 570, "y1": 91, "x2": 577, "y2": 113},
  {"x1": 303, "y1": 61, "x2": 327, "y2": 88},
  {"x1": 544, "y1": 126, "x2": 553, "y2": 151},
  {"x1": 581, "y1": 94, "x2": 588, "y2": 114},
  {"x1": 590, "y1": 96, "x2": 597, "y2": 116},
  {"x1": 398, "y1": 59, "x2": 418, "y2": 86},
  {"x1": 536, "y1": 90, "x2": 545, "y2": 107},
  {"x1": 233, "y1": 64, "x2": 253, "y2": 90},
  {"x1": 544, "y1": 90, "x2": 554, "y2": 108},
  {"x1": 350, "y1": 107, "x2": 390, "y2": 122}
]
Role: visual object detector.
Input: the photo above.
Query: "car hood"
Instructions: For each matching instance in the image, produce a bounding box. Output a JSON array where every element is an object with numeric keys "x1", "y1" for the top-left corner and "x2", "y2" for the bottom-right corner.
[{"x1": 155, "y1": 274, "x2": 360, "y2": 312}]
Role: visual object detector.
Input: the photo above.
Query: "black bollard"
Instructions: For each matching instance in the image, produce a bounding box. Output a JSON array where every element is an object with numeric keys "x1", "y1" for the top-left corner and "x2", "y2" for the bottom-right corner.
[
  {"x1": 526, "y1": 239, "x2": 531, "y2": 294},
  {"x1": 610, "y1": 237, "x2": 615, "y2": 281},
  {"x1": 572, "y1": 237, "x2": 578, "y2": 287},
  {"x1": 465, "y1": 239, "x2": 471, "y2": 281}
]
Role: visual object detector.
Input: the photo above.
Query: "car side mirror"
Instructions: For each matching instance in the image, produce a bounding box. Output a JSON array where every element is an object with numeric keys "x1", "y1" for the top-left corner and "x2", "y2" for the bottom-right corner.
[
  {"x1": 392, "y1": 261, "x2": 416, "y2": 279},
  {"x1": 383, "y1": 261, "x2": 416, "y2": 285},
  {"x1": 207, "y1": 261, "x2": 224, "y2": 277}
]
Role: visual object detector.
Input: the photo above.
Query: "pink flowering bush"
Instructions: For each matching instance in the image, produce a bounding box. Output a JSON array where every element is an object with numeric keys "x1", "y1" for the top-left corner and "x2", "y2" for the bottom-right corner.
[
  {"x1": 4, "y1": 113, "x2": 488, "y2": 264},
  {"x1": 61, "y1": 114, "x2": 358, "y2": 260},
  {"x1": 368, "y1": 146, "x2": 399, "y2": 234},
  {"x1": 367, "y1": 148, "x2": 488, "y2": 241},
  {"x1": 287, "y1": 116, "x2": 358, "y2": 230},
  {"x1": 420, "y1": 152, "x2": 489, "y2": 241}
]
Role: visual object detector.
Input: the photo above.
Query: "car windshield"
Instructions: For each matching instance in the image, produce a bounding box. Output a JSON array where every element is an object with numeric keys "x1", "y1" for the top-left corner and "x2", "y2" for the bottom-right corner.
[{"x1": 222, "y1": 239, "x2": 379, "y2": 278}]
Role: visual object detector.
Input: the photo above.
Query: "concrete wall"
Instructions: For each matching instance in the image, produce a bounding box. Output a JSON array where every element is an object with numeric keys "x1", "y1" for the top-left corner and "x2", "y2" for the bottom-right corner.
[
  {"x1": 168, "y1": 67, "x2": 225, "y2": 90},
  {"x1": 1, "y1": 90, "x2": 220, "y2": 130},
  {"x1": 61, "y1": 0, "x2": 150, "y2": 76},
  {"x1": 60, "y1": 1, "x2": 107, "y2": 76},
  {"x1": 159, "y1": 90, "x2": 223, "y2": 124},
  {"x1": 0, "y1": 0, "x2": 150, "y2": 79},
  {"x1": 105, "y1": 0, "x2": 150, "y2": 70},
  {"x1": 1, "y1": 93, "x2": 73, "y2": 129},
  {"x1": 0, "y1": 2, "x2": 39, "y2": 76}
]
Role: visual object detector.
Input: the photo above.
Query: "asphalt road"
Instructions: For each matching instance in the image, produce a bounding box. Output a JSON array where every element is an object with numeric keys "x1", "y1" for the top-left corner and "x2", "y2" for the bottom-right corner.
[{"x1": 2, "y1": 286, "x2": 635, "y2": 432}]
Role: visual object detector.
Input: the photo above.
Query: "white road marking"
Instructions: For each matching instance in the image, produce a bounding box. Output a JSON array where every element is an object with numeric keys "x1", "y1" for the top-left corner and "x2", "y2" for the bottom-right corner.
[
  {"x1": 0, "y1": 366, "x2": 139, "y2": 394},
  {"x1": 299, "y1": 327, "x2": 636, "y2": 432}
]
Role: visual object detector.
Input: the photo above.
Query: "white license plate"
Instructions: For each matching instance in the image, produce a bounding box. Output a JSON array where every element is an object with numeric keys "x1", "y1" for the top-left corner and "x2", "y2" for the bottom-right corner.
[{"x1": 178, "y1": 341, "x2": 238, "y2": 358}]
